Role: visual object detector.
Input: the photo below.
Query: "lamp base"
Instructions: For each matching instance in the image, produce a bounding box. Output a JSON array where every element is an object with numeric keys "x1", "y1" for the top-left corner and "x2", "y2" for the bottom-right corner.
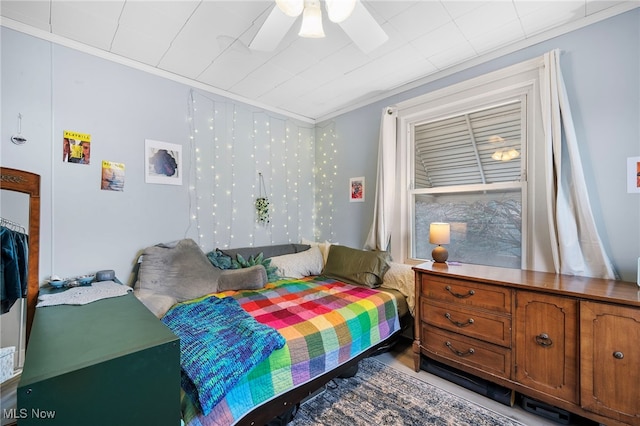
[{"x1": 432, "y1": 245, "x2": 448, "y2": 263}]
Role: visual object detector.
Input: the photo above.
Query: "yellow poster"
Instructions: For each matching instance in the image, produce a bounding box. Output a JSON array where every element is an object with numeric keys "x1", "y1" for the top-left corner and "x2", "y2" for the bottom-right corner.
[
  {"x1": 63, "y1": 130, "x2": 91, "y2": 164},
  {"x1": 101, "y1": 161, "x2": 125, "y2": 191}
]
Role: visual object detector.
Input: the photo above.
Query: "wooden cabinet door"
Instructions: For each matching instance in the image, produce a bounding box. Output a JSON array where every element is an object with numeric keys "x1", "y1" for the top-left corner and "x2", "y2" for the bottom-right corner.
[
  {"x1": 580, "y1": 301, "x2": 640, "y2": 425},
  {"x1": 515, "y1": 291, "x2": 578, "y2": 403}
]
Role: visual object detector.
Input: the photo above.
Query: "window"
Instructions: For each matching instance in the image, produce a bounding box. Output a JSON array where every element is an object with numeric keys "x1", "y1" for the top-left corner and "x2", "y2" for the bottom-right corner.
[
  {"x1": 411, "y1": 100, "x2": 525, "y2": 268},
  {"x1": 393, "y1": 57, "x2": 544, "y2": 269}
]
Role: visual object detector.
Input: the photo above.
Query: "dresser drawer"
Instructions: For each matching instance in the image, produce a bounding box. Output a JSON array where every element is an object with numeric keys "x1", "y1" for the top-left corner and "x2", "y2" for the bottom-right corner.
[
  {"x1": 421, "y1": 300, "x2": 512, "y2": 347},
  {"x1": 421, "y1": 275, "x2": 512, "y2": 313},
  {"x1": 421, "y1": 324, "x2": 511, "y2": 379}
]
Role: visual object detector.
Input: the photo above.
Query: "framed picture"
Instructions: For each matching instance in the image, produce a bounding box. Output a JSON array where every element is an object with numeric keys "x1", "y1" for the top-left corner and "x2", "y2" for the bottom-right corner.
[
  {"x1": 145, "y1": 139, "x2": 182, "y2": 185},
  {"x1": 349, "y1": 177, "x2": 365, "y2": 202},
  {"x1": 627, "y1": 156, "x2": 640, "y2": 193}
]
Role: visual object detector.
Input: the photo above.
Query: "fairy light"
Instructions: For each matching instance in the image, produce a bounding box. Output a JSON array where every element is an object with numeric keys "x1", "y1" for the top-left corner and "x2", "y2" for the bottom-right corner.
[
  {"x1": 186, "y1": 90, "x2": 203, "y2": 247},
  {"x1": 188, "y1": 90, "x2": 322, "y2": 250}
]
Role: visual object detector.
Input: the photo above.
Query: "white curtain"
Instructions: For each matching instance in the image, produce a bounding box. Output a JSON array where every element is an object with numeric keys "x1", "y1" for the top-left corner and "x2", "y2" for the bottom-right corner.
[
  {"x1": 539, "y1": 49, "x2": 617, "y2": 279},
  {"x1": 364, "y1": 107, "x2": 397, "y2": 251}
]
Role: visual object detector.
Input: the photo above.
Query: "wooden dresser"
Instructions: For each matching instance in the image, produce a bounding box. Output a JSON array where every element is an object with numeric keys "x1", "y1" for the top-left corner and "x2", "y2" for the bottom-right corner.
[{"x1": 413, "y1": 262, "x2": 640, "y2": 426}]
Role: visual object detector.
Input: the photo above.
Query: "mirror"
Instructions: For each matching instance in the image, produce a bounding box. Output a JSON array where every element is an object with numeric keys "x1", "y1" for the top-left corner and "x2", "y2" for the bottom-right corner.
[{"x1": 0, "y1": 167, "x2": 40, "y2": 373}]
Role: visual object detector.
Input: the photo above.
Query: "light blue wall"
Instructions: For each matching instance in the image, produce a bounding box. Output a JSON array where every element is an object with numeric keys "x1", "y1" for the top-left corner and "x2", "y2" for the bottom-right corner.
[
  {"x1": 316, "y1": 9, "x2": 640, "y2": 282},
  {"x1": 1, "y1": 9, "x2": 639, "y2": 283},
  {"x1": 1, "y1": 27, "x2": 315, "y2": 284}
]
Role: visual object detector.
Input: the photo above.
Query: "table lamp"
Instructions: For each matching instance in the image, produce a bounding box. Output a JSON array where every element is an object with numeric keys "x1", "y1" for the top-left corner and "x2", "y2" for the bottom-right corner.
[{"x1": 429, "y1": 222, "x2": 450, "y2": 263}]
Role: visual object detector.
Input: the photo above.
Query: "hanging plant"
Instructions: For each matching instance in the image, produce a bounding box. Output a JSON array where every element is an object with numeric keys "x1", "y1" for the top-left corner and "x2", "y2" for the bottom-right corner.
[{"x1": 256, "y1": 173, "x2": 271, "y2": 225}]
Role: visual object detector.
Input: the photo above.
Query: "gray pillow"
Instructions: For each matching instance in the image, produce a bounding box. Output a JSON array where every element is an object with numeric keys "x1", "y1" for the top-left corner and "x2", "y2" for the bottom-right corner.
[
  {"x1": 321, "y1": 245, "x2": 391, "y2": 288},
  {"x1": 217, "y1": 265, "x2": 268, "y2": 291},
  {"x1": 220, "y1": 244, "x2": 310, "y2": 261},
  {"x1": 136, "y1": 239, "x2": 222, "y2": 302}
]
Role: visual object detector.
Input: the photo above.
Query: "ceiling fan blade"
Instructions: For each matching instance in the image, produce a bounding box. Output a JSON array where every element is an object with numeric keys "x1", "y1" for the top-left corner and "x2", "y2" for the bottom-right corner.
[
  {"x1": 249, "y1": 5, "x2": 298, "y2": 52},
  {"x1": 338, "y1": 1, "x2": 388, "y2": 54}
]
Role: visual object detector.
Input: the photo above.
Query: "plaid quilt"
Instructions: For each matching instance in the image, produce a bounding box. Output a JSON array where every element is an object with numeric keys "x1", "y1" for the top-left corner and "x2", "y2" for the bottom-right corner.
[{"x1": 182, "y1": 276, "x2": 400, "y2": 426}]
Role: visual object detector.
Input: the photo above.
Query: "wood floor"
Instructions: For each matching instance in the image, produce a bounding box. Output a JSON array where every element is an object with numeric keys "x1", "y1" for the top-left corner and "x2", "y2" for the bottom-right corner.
[{"x1": 374, "y1": 337, "x2": 584, "y2": 426}]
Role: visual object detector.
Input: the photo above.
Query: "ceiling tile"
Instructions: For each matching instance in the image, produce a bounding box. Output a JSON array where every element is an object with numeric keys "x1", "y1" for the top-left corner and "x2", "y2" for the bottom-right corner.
[
  {"x1": 0, "y1": 1, "x2": 51, "y2": 31},
  {"x1": 297, "y1": 58, "x2": 350, "y2": 87},
  {"x1": 319, "y1": 44, "x2": 372, "y2": 76},
  {"x1": 111, "y1": 1, "x2": 199, "y2": 65},
  {"x1": 258, "y1": 76, "x2": 314, "y2": 107},
  {"x1": 387, "y1": 1, "x2": 452, "y2": 41},
  {"x1": 411, "y1": 21, "x2": 471, "y2": 58},
  {"x1": 453, "y1": 1, "x2": 519, "y2": 40},
  {"x1": 365, "y1": 1, "x2": 417, "y2": 21},
  {"x1": 428, "y1": 41, "x2": 477, "y2": 70},
  {"x1": 231, "y1": 66, "x2": 295, "y2": 100},
  {"x1": 441, "y1": 1, "x2": 490, "y2": 19},
  {"x1": 158, "y1": 1, "x2": 262, "y2": 79},
  {"x1": 197, "y1": 48, "x2": 267, "y2": 91},
  {"x1": 466, "y1": 19, "x2": 526, "y2": 54},
  {"x1": 50, "y1": 1, "x2": 124, "y2": 50},
  {"x1": 586, "y1": 0, "x2": 628, "y2": 14},
  {"x1": 2, "y1": 0, "x2": 633, "y2": 120},
  {"x1": 269, "y1": 45, "x2": 321, "y2": 76},
  {"x1": 516, "y1": 1, "x2": 587, "y2": 36}
]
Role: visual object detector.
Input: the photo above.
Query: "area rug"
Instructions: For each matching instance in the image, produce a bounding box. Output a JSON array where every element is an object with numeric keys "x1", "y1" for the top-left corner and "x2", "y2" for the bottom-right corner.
[{"x1": 291, "y1": 357, "x2": 525, "y2": 426}]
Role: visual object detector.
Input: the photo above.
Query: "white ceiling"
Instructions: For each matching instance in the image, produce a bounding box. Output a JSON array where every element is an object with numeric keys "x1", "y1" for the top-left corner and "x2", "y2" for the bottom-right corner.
[{"x1": 1, "y1": 1, "x2": 637, "y2": 122}]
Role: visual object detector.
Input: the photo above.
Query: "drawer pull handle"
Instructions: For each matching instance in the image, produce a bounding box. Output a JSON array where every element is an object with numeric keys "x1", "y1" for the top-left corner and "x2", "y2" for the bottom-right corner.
[
  {"x1": 445, "y1": 285, "x2": 475, "y2": 298},
  {"x1": 445, "y1": 312, "x2": 474, "y2": 327},
  {"x1": 535, "y1": 333, "x2": 553, "y2": 347},
  {"x1": 445, "y1": 341, "x2": 475, "y2": 357},
  {"x1": 613, "y1": 351, "x2": 624, "y2": 359}
]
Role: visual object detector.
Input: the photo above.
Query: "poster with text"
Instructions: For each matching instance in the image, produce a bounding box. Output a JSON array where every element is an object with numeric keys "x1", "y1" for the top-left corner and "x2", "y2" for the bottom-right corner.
[
  {"x1": 63, "y1": 130, "x2": 91, "y2": 165},
  {"x1": 101, "y1": 161, "x2": 125, "y2": 191}
]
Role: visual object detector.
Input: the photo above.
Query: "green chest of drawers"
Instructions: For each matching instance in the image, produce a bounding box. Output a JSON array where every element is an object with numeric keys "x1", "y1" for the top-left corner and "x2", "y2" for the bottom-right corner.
[{"x1": 17, "y1": 293, "x2": 180, "y2": 426}]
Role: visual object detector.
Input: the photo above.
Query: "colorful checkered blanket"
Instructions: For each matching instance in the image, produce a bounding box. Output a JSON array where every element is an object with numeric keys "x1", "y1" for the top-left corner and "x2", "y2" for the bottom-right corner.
[{"x1": 182, "y1": 276, "x2": 400, "y2": 426}]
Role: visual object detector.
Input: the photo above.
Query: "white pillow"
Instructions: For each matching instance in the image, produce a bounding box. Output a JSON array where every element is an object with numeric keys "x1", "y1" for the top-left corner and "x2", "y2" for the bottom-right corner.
[
  {"x1": 380, "y1": 262, "x2": 416, "y2": 316},
  {"x1": 270, "y1": 245, "x2": 324, "y2": 278},
  {"x1": 301, "y1": 237, "x2": 332, "y2": 265}
]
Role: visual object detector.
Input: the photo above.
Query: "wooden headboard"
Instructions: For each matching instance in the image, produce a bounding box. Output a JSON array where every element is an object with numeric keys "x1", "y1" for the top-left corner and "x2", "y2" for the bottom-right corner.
[{"x1": 1, "y1": 167, "x2": 41, "y2": 345}]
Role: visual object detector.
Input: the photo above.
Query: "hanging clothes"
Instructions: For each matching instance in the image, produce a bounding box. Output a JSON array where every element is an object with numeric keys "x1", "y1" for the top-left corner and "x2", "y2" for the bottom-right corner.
[{"x1": 1, "y1": 225, "x2": 29, "y2": 314}]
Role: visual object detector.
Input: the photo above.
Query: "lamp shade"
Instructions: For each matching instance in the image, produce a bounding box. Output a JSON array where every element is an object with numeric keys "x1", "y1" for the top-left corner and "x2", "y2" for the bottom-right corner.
[
  {"x1": 325, "y1": 0, "x2": 356, "y2": 23},
  {"x1": 429, "y1": 222, "x2": 450, "y2": 245},
  {"x1": 298, "y1": 1, "x2": 325, "y2": 38},
  {"x1": 276, "y1": 0, "x2": 304, "y2": 17}
]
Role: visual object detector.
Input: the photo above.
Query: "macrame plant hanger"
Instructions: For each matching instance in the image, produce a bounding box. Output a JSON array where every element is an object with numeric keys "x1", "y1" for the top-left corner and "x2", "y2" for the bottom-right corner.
[{"x1": 256, "y1": 173, "x2": 270, "y2": 225}]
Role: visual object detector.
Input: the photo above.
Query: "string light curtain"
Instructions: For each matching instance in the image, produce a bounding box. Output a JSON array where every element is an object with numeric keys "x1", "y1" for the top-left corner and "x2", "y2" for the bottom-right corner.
[
  {"x1": 187, "y1": 89, "x2": 316, "y2": 251},
  {"x1": 315, "y1": 122, "x2": 338, "y2": 242}
]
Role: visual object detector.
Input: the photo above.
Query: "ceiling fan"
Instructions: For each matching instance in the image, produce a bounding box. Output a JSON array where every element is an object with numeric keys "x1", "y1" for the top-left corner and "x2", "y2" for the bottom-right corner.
[{"x1": 249, "y1": 0, "x2": 388, "y2": 53}]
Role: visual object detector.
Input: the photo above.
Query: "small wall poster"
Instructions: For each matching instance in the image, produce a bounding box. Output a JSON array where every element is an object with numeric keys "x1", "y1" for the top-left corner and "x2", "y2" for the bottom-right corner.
[
  {"x1": 63, "y1": 130, "x2": 91, "y2": 165},
  {"x1": 145, "y1": 139, "x2": 182, "y2": 185},
  {"x1": 101, "y1": 161, "x2": 125, "y2": 192},
  {"x1": 350, "y1": 177, "x2": 365, "y2": 202},
  {"x1": 627, "y1": 156, "x2": 640, "y2": 193}
]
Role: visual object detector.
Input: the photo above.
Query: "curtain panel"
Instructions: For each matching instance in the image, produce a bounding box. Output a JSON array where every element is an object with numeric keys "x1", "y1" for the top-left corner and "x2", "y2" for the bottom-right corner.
[
  {"x1": 364, "y1": 107, "x2": 397, "y2": 251},
  {"x1": 539, "y1": 49, "x2": 617, "y2": 279}
]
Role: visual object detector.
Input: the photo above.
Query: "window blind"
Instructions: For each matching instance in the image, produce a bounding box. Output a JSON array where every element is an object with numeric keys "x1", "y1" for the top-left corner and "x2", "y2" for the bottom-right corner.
[{"x1": 414, "y1": 101, "x2": 522, "y2": 189}]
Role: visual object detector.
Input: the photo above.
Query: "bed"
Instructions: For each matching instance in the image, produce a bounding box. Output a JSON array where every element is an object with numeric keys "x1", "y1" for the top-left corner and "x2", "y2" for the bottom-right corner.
[{"x1": 133, "y1": 239, "x2": 415, "y2": 426}]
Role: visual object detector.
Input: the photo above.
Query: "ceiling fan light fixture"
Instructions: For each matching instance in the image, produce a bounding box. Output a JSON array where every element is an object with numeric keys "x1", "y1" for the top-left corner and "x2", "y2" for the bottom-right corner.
[
  {"x1": 276, "y1": 0, "x2": 304, "y2": 17},
  {"x1": 326, "y1": 0, "x2": 356, "y2": 23},
  {"x1": 299, "y1": 1, "x2": 325, "y2": 38}
]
